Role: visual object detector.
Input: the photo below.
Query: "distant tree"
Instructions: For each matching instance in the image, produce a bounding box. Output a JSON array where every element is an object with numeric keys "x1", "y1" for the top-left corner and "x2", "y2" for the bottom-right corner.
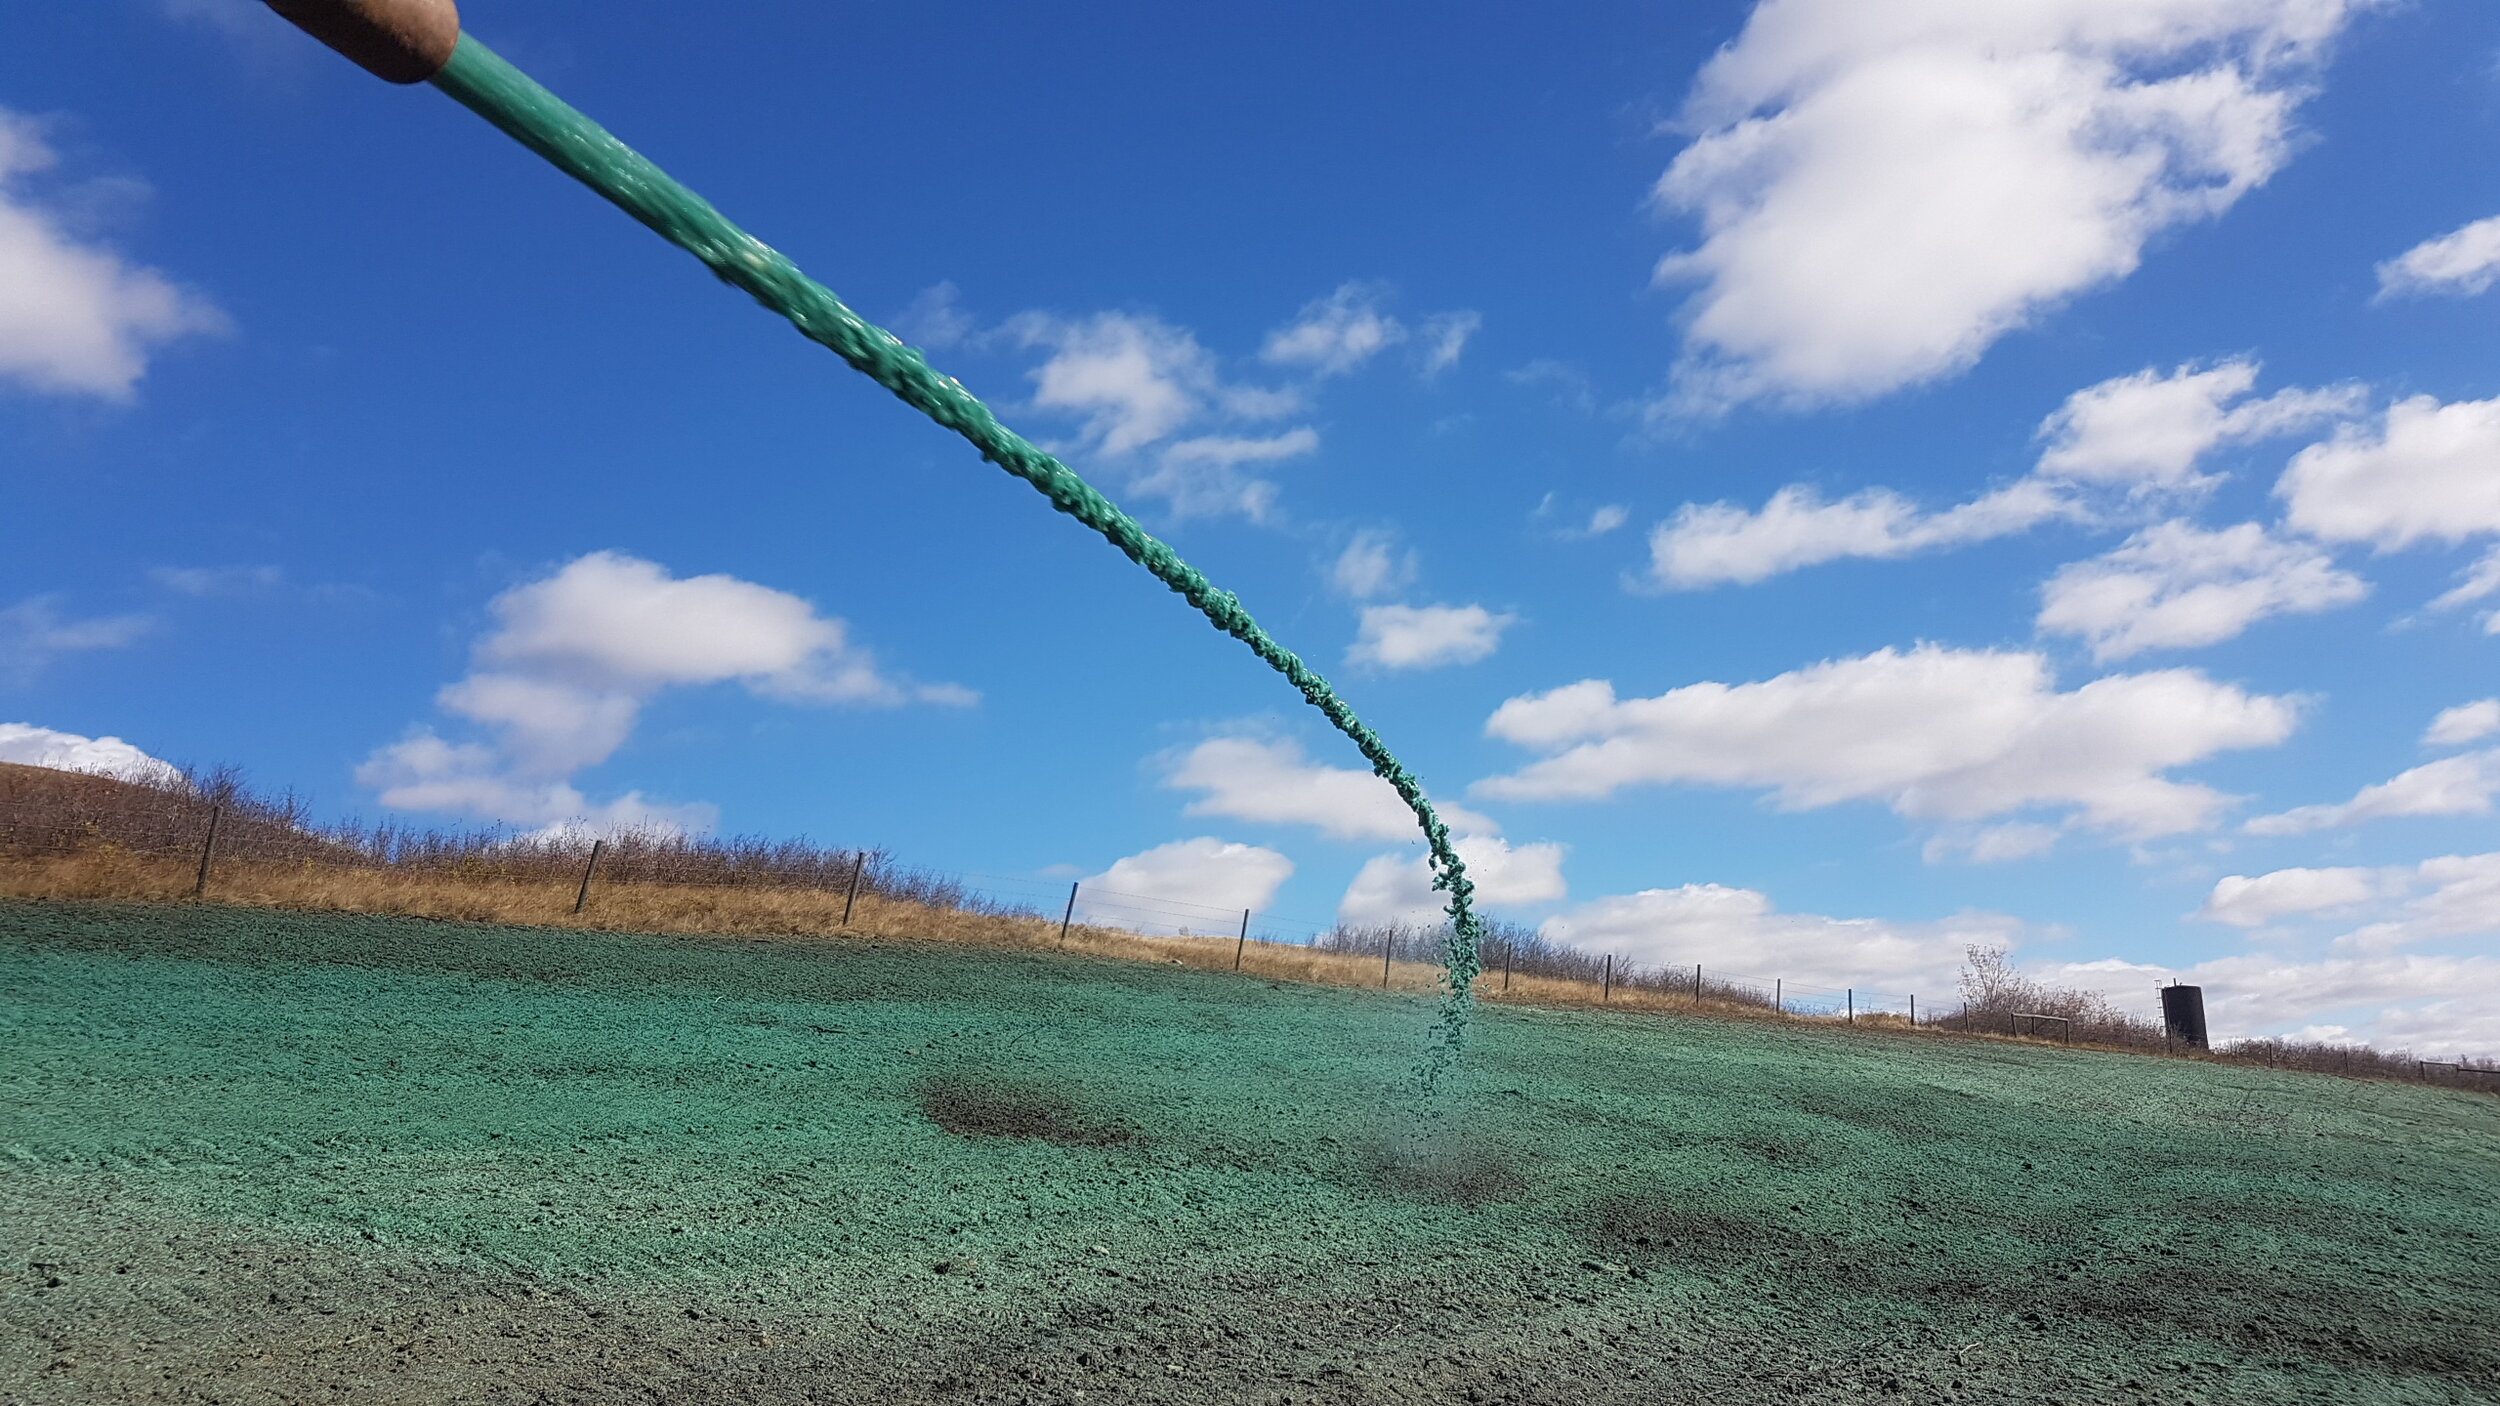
[{"x1": 1958, "y1": 944, "x2": 2035, "y2": 1011}]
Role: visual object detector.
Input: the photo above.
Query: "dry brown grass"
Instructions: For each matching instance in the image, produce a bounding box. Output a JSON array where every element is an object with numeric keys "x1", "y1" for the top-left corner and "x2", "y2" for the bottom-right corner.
[
  {"x1": 0, "y1": 848, "x2": 1517, "y2": 990},
  {"x1": 14, "y1": 848, "x2": 2493, "y2": 1095},
  {"x1": 0, "y1": 847, "x2": 1882, "y2": 1029},
  {"x1": 12, "y1": 765, "x2": 2491, "y2": 1098}
]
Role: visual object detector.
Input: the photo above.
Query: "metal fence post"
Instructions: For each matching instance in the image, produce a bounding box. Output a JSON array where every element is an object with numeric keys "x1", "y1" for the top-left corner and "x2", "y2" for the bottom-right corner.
[
  {"x1": 1909, "y1": 993, "x2": 1917, "y2": 1025},
  {"x1": 1846, "y1": 988, "x2": 1853, "y2": 1023},
  {"x1": 191, "y1": 805, "x2": 222, "y2": 898},
  {"x1": 572, "y1": 838, "x2": 604, "y2": 914},
  {"x1": 1774, "y1": 978, "x2": 1782, "y2": 1014},
  {"x1": 1233, "y1": 908, "x2": 1250, "y2": 971},
  {"x1": 1058, "y1": 881, "x2": 1078, "y2": 946},
  {"x1": 1602, "y1": 954, "x2": 1613, "y2": 1002},
  {"x1": 842, "y1": 850, "x2": 866, "y2": 926}
]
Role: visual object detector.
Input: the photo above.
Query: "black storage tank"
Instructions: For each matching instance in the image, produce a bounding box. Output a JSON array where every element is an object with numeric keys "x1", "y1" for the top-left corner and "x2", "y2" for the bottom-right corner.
[{"x1": 2161, "y1": 984, "x2": 2208, "y2": 1049}]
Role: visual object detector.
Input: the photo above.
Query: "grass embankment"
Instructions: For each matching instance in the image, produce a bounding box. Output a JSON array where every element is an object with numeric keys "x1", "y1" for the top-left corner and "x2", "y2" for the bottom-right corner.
[
  {"x1": 0, "y1": 848, "x2": 1792, "y2": 1022},
  {"x1": 5, "y1": 901, "x2": 2495, "y2": 1405}
]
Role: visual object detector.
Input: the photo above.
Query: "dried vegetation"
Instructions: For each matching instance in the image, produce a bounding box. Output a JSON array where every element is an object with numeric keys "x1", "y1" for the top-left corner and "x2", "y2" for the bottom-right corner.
[{"x1": 3, "y1": 759, "x2": 2492, "y2": 1093}]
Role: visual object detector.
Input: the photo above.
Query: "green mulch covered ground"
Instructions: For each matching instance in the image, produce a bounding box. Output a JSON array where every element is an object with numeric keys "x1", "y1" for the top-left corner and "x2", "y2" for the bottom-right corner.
[{"x1": 3, "y1": 899, "x2": 2494, "y2": 1404}]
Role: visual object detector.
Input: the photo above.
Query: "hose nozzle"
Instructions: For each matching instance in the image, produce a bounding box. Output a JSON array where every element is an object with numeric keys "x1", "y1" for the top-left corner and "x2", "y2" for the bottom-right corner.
[{"x1": 263, "y1": 0, "x2": 460, "y2": 84}]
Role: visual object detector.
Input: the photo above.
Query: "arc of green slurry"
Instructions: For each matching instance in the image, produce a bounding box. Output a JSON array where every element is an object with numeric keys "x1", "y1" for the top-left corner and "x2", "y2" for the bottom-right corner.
[{"x1": 426, "y1": 36, "x2": 1483, "y2": 1082}]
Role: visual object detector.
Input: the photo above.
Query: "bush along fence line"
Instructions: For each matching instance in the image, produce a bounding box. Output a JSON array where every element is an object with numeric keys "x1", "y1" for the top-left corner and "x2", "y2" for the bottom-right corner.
[{"x1": 3, "y1": 759, "x2": 2495, "y2": 1095}]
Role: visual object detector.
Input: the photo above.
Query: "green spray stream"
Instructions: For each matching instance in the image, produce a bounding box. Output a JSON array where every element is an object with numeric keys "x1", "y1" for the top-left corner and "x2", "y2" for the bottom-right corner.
[{"x1": 405, "y1": 35, "x2": 1483, "y2": 1086}]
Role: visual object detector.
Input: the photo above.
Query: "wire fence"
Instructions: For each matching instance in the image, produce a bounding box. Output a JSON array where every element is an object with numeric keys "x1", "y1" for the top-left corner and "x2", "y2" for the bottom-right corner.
[
  {"x1": 946, "y1": 870, "x2": 1339, "y2": 949},
  {"x1": 3, "y1": 758, "x2": 2494, "y2": 1093}
]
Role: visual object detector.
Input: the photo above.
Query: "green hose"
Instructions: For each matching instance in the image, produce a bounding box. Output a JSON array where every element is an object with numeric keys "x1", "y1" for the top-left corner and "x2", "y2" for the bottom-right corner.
[{"x1": 427, "y1": 34, "x2": 1483, "y2": 1085}]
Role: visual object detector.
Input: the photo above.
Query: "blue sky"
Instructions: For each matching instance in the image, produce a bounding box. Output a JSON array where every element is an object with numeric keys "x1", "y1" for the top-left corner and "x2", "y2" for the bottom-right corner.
[{"x1": 6, "y1": 1, "x2": 2500, "y2": 1053}]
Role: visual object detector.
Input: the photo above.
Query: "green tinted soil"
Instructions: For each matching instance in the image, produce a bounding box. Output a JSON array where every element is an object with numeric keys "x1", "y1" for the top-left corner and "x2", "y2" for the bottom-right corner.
[{"x1": 3, "y1": 900, "x2": 2494, "y2": 1404}]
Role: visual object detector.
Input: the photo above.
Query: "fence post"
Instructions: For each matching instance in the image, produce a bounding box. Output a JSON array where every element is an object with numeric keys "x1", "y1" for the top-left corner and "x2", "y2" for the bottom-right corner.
[
  {"x1": 1774, "y1": 978, "x2": 1782, "y2": 1014},
  {"x1": 572, "y1": 838, "x2": 604, "y2": 915},
  {"x1": 1602, "y1": 954, "x2": 1613, "y2": 1002},
  {"x1": 191, "y1": 805, "x2": 223, "y2": 899},
  {"x1": 1846, "y1": 988, "x2": 1853, "y2": 1023},
  {"x1": 1502, "y1": 944, "x2": 1512, "y2": 993},
  {"x1": 842, "y1": 850, "x2": 866, "y2": 926},
  {"x1": 1909, "y1": 993, "x2": 1916, "y2": 1026},
  {"x1": 1233, "y1": 908, "x2": 1250, "y2": 972},
  {"x1": 1058, "y1": 881, "x2": 1078, "y2": 947},
  {"x1": 1694, "y1": 963, "x2": 1703, "y2": 1006},
  {"x1": 1382, "y1": 928, "x2": 1394, "y2": 988}
]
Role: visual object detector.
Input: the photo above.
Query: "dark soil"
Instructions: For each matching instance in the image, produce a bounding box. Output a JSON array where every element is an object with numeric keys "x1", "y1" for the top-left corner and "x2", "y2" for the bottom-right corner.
[{"x1": 920, "y1": 1074, "x2": 1136, "y2": 1146}]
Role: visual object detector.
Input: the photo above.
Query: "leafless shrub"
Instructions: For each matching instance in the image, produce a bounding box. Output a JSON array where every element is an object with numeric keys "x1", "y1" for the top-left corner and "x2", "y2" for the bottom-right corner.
[{"x1": 0, "y1": 759, "x2": 957, "y2": 904}]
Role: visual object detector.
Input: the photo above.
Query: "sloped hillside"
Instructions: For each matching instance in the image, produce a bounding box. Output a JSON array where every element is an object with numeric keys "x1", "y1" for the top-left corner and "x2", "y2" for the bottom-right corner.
[{"x1": 4, "y1": 900, "x2": 2495, "y2": 1404}]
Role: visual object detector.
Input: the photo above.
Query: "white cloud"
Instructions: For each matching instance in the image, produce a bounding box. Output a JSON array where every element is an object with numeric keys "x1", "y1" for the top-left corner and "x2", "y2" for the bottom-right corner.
[
  {"x1": 1009, "y1": 308, "x2": 1314, "y2": 518},
  {"x1": 1083, "y1": 837, "x2": 1293, "y2": 921},
  {"x1": 1161, "y1": 734, "x2": 1497, "y2": 844},
  {"x1": 2027, "y1": 853, "x2": 2500, "y2": 1053},
  {"x1": 2039, "y1": 949, "x2": 2500, "y2": 1056},
  {"x1": 1507, "y1": 359, "x2": 1596, "y2": 412},
  {"x1": 1329, "y1": 529, "x2": 1416, "y2": 601},
  {"x1": 471, "y1": 551, "x2": 959, "y2": 707},
  {"x1": 2036, "y1": 520, "x2": 2368, "y2": 660},
  {"x1": 434, "y1": 672, "x2": 643, "y2": 778},
  {"x1": 893, "y1": 280, "x2": 976, "y2": 349},
  {"x1": 2199, "y1": 865, "x2": 2391, "y2": 927},
  {"x1": 0, "y1": 111, "x2": 224, "y2": 399},
  {"x1": 2429, "y1": 547, "x2": 2500, "y2": 625},
  {"x1": 1478, "y1": 644, "x2": 2299, "y2": 839},
  {"x1": 1646, "y1": 360, "x2": 2351, "y2": 589},
  {"x1": 2245, "y1": 750, "x2": 2500, "y2": 835},
  {"x1": 355, "y1": 733, "x2": 718, "y2": 836},
  {"x1": 2376, "y1": 214, "x2": 2500, "y2": 300},
  {"x1": 1012, "y1": 310, "x2": 1221, "y2": 455},
  {"x1": 1337, "y1": 834, "x2": 1567, "y2": 927},
  {"x1": 1646, "y1": 479, "x2": 2069, "y2": 588},
  {"x1": 1534, "y1": 496, "x2": 1630, "y2": 540},
  {"x1": 1260, "y1": 284, "x2": 1405, "y2": 376},
  {"x1": 1130, "y1": 428, "x2": 1318, "y2": 521},
  {"x1": 1348, "y1": 603, "x2": 1516, "y2": 671},
  {"x1": 2218, "y1": 854, "x2": 2500, "y2": 951},
  {"x1": 0, "y1": 721, "x2": 181, "y2": 786},
  {"x1": 160, "y1": 0, "x2": 294, "y2": 56},
  {"x1": 2034, "y1": 359, "x2": 2360, "y2": 491},
  {"x1": 1418, "y1": 310, "x2": 1481, "y2": 377},
  {"x1": 0, "y1": 596, "x2": 154, "y2": 681},
  {"x1": 148, "y1": 565, "x2": 283, "y2": 597},
  {"x1": 1921, "y1": 821, "x2": 2063, "y2": 865},
  {"x1": 1651, "y1": 2, "x2": 2364, "y2": 408},
  {"x1": 2401, "y1": 852, "x2": 2500, "y2": 942},
  {"x1": 1540, "y1": 883, "x2": 2020, "y2": 996},
  {"x1": 2426, "y1": 700, "x2": 2500, "y2": 748},
  {"x1": 2278, "y1": 394, "x2": 2500, "y2": 550},
  {"x1": 359, "y1": 552, "x2": 966, "y2": 828}
]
